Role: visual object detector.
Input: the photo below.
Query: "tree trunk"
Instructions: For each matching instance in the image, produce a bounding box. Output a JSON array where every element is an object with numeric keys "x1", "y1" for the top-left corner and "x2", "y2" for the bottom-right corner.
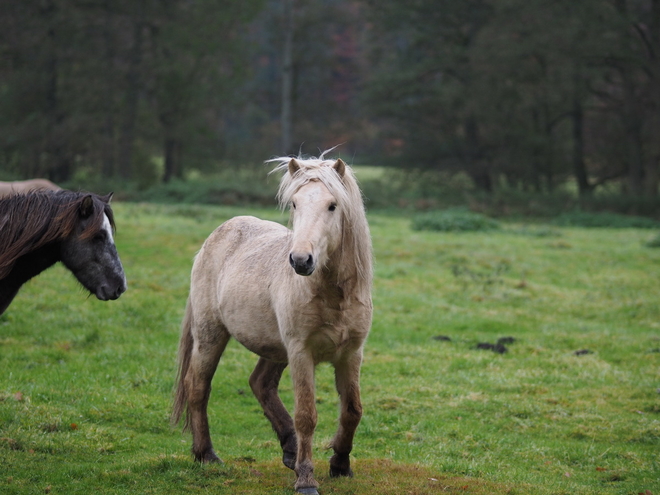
[
  {"x1": 531, "y1": 108, "x2": 542, "y2": 193},
  {"x1": 644, "y1": 0, "x2": 660, "y2": 196},
  {"x1": 572, "y1": 94, "x2": 591, "y2": 197},
  {"x1": 101, "y1": 0, "x2": 116, "y2": 178},
  {"x1": 281, "y1": 0, "x2": 294, "y2": 155},
  {"x1": 464, "y1": 115, "x2": 492, "y2": 192},
  {"x1": 118, "y1": 1, "x2": 145, "y2": 180},
  {"x1": 42, "y1": 0, "x2": 70, "y2": 182},
  {"x1": 163, "y1": 136, "x2": 183, "y2": 183}
]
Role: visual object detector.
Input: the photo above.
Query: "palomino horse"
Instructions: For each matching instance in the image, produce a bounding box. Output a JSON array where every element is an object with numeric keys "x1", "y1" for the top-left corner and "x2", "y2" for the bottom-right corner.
[
  {"x1": 0, "y1": 190, "x2": 127, "y2": 315},
  {"x1": 0, "y1": 179, "x2": 61, "y2": 198},
  {"x1": 172, "y1": 155, "x2": 373, "y2": 494}
]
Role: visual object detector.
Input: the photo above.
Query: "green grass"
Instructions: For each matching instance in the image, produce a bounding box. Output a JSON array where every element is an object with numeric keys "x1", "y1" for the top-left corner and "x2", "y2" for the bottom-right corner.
[
  {"x1": 411, "y1": 208, "x2": 501, "y2": 232},
  {"x1": 1, "y1": 203, "x2": 659, "y2": 494}
]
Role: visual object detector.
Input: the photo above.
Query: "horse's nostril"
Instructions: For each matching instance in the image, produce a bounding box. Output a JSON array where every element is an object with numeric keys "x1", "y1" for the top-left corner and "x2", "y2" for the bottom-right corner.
[{"x1": 289, "y1": 252, "x2": 315, "y2": 275}]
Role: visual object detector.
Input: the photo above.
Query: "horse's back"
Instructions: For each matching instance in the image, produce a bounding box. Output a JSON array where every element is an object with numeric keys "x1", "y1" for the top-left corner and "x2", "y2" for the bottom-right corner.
[
  {"x1": 0, "y1": 179, "x2": 61, "y2": 198},
  {"x1": 202, "y1": 215, "x2": 286, "y2": 254}
]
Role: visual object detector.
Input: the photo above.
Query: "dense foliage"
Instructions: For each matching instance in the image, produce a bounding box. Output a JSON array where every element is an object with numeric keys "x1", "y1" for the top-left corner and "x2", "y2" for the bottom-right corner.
[{"x1": 0, "y1": 0, "x2": 659, "y2": 201}]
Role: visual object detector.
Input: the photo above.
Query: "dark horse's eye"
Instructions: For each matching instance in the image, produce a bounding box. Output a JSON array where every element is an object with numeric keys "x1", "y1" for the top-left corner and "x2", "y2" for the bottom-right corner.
[
  {"x1": 329, "y1": 203, "x2": 337, "y2": 212},
  {"x1": 291, "y1": 202, "x2": 296, "y2": 210},
  {"x1": 94, "y1": 231, "x2": 107, "y2": 242}
]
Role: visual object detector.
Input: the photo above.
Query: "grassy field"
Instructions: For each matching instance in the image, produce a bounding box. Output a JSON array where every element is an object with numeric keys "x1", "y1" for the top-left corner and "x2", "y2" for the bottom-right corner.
[{"x1": 1, "y1": 202, "x2": 659, "y2": 494}]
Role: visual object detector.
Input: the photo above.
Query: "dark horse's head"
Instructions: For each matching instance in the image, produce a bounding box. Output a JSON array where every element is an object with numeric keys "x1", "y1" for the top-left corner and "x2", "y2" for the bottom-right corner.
[
  {"x1": 58, "y1": 192, "x2": 127, "y2": 301},
  {"x1": 0, "y1": 190, "x2": 126, "y2": 314}
]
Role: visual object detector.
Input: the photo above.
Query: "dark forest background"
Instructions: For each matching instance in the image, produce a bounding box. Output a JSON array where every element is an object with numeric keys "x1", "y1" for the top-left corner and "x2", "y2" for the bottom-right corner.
[{"x1": 1, "y1": 0, "x2": 659, "y2": 209}]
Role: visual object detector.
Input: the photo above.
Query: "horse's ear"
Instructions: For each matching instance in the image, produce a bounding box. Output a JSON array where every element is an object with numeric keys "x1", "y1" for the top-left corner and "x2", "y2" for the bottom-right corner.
[
  {"x1": 79, "y1": 195, "x2": 95, "y2": 219},
  {"x1": 288, "y1": 158, "x2": 300, "y2": 176},
  {"x1": 100, "y1": 192, "x2": 114, "y2": 204},
  {"x1": 333, "y1": 158, "x2": 346, "y2": 178}
]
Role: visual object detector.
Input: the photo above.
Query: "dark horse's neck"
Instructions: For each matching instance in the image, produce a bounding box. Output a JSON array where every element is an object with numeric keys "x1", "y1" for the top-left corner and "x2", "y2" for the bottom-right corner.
[{"x1": 0, "y1": 243, "x2": 61, "y2": 315}]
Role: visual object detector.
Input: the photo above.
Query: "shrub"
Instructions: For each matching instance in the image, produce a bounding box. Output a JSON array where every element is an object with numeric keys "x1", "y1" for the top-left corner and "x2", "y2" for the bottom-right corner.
[
  {"x1": 646, "y1": 232, "x2": 660, "y2": 248},
  {"x1": 552, "y1": 211, "x2": 660, "y2": 229},
  {"x1": 411, "y1": 208, "x2": 500, "y2": 232}
]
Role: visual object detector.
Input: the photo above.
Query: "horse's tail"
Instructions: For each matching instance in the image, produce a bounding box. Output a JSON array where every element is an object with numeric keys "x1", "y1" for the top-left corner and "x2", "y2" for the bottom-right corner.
[{"x1": 171, "y1": 298, "x2": 194, "y2": 430}]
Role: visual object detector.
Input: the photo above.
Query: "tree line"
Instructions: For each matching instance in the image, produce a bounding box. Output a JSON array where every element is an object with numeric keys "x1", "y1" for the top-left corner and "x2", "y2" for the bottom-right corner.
[{"x1": 0, "y1": 0, "x2": 658, "y2": 197}]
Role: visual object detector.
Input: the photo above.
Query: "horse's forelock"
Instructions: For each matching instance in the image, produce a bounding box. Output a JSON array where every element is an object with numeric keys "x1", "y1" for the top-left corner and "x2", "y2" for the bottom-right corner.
[
  {"x1": 269, "y1": 156, "x2": 353, "y2": 212},
  {"x1": 76, "y1": 195, "x2": 114, "y2": 240}
]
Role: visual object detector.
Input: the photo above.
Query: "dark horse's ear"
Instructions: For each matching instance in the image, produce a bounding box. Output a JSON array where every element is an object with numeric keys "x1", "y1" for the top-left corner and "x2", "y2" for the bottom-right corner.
[
  {"x1": 79, "y1": 195, "x2": 95, "y2": 219},
  {"x1": 288, "y1": 158, "x2": 300, "y2": 176},
  {"x1": 100, "y1": 192, "x2": 114, "y2": 204},
  {"x1": 333, "y1": 158, "x2": 346, "y2": 178}
]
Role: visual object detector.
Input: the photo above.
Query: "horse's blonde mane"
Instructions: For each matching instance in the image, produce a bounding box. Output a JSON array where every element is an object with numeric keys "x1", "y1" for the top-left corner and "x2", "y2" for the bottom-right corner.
[{"x1": 267, "y1": 153, "x2": 373, "y2": 301}]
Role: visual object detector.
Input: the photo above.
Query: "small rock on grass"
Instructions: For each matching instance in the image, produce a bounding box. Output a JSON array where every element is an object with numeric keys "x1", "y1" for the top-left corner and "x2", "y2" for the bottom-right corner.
[{"x1": 476, "y1": 342, "x2": 508, "y2": 354}]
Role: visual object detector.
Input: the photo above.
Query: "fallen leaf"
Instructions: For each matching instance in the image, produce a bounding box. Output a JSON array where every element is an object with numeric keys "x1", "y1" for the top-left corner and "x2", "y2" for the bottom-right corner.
[
  {"x1": 13, "y1": 392, "x2": 23, "y2": 402},
  {"x1": 70, "y1": 423, "x2": 78, "y2": 430},
  {"x1": 596, "y1": 467, "x2": 607, "y2": 472},
  {"x1": 564, "y1": 472, "x2": 571, "y2": 477}
]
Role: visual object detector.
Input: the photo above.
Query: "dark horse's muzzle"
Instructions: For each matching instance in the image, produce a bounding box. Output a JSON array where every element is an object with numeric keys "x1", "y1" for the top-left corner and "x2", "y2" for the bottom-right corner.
[{"x1": 96, "y1": 281, "x2": 127, "y2": 301}]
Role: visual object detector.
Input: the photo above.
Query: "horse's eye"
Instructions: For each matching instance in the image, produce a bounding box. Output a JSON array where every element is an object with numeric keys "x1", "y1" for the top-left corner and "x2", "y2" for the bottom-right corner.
[
  {"x1": 94, "y1": 232, "x2": 107, "y2": 242},
  {"x1": 329, "y1": 203, "x2": 337, "y2": 212},
  {"x1": 291, "y1": 202, "x2": 296, "y2": 210}
]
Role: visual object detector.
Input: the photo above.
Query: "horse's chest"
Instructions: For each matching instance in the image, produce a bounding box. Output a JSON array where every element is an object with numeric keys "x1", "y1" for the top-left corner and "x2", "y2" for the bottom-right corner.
[{"x1": 304, "y1": 292, "x2": 361, "y2": 361}]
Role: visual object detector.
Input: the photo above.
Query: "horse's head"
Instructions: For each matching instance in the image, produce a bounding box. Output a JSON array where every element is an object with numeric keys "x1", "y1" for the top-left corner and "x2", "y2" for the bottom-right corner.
[
  {"x1": 60, "y1": 193, "x2": 127, "y2": 300},
  {"x1": 287, "y1": 158, "x2": 346, "y2": 276}
]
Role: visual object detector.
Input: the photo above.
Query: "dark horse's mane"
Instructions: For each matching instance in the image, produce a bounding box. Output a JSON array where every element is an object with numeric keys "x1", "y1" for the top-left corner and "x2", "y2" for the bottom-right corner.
[{"x1": 0, "y1": 190, "x2": 115, "y2": 279}]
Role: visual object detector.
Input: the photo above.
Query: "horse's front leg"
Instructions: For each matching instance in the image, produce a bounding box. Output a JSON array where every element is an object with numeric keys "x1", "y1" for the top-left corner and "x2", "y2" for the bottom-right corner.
[
  {"x1": 289, "y1": 348, "x2": 319, "y2": 494},
  {"x1": 329, "y1": 349, "x2": 363, "y2": 478}
]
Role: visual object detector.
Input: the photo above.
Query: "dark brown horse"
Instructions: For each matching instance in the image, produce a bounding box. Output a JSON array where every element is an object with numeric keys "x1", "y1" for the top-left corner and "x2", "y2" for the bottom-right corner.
[{"x1": 0, "y1": 190, "x2": 127, "y2": 315}]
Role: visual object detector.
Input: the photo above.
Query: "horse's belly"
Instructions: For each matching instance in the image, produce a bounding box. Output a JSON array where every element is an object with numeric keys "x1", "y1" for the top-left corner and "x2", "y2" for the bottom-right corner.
[
  {"x1": 219, "y1": 294, "x2": 288, "y2": 363},
  {"x1": 234, "y1": 330, "x2": 288, "y2": 363}
]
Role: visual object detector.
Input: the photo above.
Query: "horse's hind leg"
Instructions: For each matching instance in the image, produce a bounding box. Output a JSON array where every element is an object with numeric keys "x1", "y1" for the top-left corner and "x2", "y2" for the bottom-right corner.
[
  {"x1": 249, "y1": 358, "x2": 297, "y2": 470},
  {"x1": 329, "y1": 350, "x2": 363, "y2": 478},
  {"x1": 186, "y1": 328, "x2": 230, "y2": 463}
]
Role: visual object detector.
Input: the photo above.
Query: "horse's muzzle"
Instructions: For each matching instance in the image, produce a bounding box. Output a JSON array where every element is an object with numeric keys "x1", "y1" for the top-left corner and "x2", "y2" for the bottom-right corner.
[
  {"x1": 96, "y1": 280, "x2": 127, "y2": 301},
  {"x1": 289, "y1": 252, "x2": 315, "y2": 276}
]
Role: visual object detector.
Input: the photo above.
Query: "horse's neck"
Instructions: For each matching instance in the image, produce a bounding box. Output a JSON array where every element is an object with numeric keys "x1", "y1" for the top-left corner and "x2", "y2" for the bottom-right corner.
[
  {"x1": 0, "y1": 244, "x2": 61, "y2": 315},
  {"x1": 2, "y1": 244, "x2": 61, "y2": 289},
  {"x1": 316, "y1": 248, "x2": 360, "y2": 296}
]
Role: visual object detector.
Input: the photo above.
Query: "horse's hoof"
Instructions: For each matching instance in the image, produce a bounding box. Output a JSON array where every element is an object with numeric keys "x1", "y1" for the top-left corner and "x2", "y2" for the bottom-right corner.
[
  {"x1": 195, "y1": 450, "x2": 223, "y2": 464},
  {"x1": 296, "y1": 488, "x2": 319, "y2": 495},
  {"x1": 329, "y1": 466, "x2": 353, "y2": 478},
  {"x1": 329, "y1": 453, "x2": 353, "y2": 477},
  {"x1": 282, "y1": 451, "x2": 296, "y2": 470}
]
